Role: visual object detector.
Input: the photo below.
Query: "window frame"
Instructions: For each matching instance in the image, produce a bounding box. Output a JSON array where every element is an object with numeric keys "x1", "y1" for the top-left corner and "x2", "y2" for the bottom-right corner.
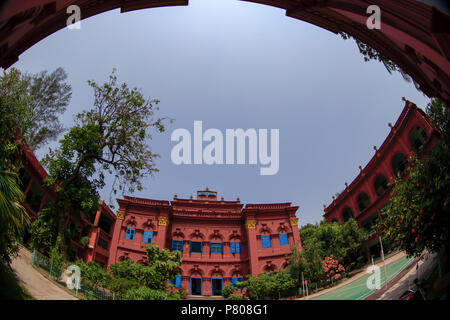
[
  {"x1": 125, "y1": 228, "x2": 135, "y2": 241},
  {"x1": 279, "y1": 234, "x2": 289, "y2": 246},
  {"x1": 261, "y1": 235, "x2": 271, "y2": 249}
]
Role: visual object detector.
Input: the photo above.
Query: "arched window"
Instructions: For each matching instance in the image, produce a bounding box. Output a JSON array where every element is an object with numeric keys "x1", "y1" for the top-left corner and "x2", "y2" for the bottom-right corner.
[
  {"x1": 392, "y1": 153, "x2": 408, "y2": 177},
  {"x1": 409, "y1": 126, "x2": 428, "y2": 153},
  {"x1": 331, "y1": 219, "x2": 338, "y2": 223},
  {"x1": 357, "y1": 192, "x2": 370, "y2": 212},
  {"x1": 342, "y1": 207, "x2": 354, "y2": 222},
  {"x1": 374, "y1": 174, "x2": 389, "y2": 196}
]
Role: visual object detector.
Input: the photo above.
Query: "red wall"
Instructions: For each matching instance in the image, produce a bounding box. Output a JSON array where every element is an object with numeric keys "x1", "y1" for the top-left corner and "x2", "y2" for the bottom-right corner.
[{"x1": 108, "y1": 192, "x2": 301, "y2": 296}]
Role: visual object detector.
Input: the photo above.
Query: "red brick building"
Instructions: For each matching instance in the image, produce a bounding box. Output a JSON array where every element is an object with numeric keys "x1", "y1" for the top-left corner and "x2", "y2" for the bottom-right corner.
[
  {"x1": 108, "y1": 188, "x2": 301, "y2": 296},
  {"x1": 323, "y1": 99, "x2": 440, "y2": 257},
  {"x1": 18, "y1": 141, "x2": 116, "y2": 262}
]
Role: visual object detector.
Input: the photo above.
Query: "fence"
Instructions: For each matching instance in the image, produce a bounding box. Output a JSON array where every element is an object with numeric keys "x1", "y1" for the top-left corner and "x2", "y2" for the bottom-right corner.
[{"x1": 31, "y1": 250, "x2": 122, "y2": 300}]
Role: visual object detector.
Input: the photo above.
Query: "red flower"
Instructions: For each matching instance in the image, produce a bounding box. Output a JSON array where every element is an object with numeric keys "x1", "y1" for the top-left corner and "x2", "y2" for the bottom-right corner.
[
  {"x1": 419, "y1": 209, "x2": 423, "y2": 215},
  {"x1": 412, "y1": 229, "x2": 415, "y2": 233}
]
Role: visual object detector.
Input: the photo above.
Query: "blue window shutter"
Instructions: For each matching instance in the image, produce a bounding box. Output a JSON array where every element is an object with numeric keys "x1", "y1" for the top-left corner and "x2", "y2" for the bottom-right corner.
[
  {"x1": 169, "y1": 278, "x2": 175, "y2": 285},
  {"x1": 279, "y1": 234, "x2": 288, "y2": 246},
  {"x1": 221, "y1": 242, "x2": 223, "y2": 253},
  {"x1": 230, "y1": 242, "x2": 234, "y2": 253},
  {"x1": 175, "y1": 276, "x2": 182, "y2": 288},
  {"x1": 261, "y1": 235, "x2": 271, "y2": 248},
  {"x1": 143, "y1": 231, "x2": 149, "y2": 243},
  {"x1": 201, "y1": 241, "x2": 203, "y2": 253},
  {"x1": 232, "y1": 277, "x2": 237, "y2": 286},
  {"x1": 149, "y1": 231, "x2": 153, "y2": 243},
  {"x1": 125, "y1": 228, "x2": 135, "y2": 240},
  {"x1": 189, "y1": 241, "x2": 192, "y2": 252},
  {"x1": 236, "y1": 242, "x2": 241, "y2": 253}
]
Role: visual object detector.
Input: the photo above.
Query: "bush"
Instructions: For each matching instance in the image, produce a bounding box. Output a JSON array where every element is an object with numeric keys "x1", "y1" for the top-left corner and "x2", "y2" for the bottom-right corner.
[
  {"x1": 228, "y1": 293, "x2": 244, "y2": 300},
  {"x1": 125, "y1": 286, "x2": 169, "y2": 300},
  {"x1": 80, "y1": 236, "x2": 89, "y2": 247},
  {"x1": 223, "y1": 284, "x2": 235, "y2": 298},
  {"x1": 109, "y1": 277, "x2": 140, "y2": 295}
]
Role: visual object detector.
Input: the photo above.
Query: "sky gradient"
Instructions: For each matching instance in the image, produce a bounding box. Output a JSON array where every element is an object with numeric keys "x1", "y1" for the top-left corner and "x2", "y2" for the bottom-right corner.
[{"x1": 11, "y1": 0, "x2": 431, "y2": 227}]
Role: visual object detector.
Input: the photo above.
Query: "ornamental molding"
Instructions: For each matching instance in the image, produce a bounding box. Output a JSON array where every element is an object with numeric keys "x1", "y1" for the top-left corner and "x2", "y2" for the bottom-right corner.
[
  {"x1": 245, "y1": 220, "x2": 257, "y2": 230},
  {"x1": 289, "y1": 218, "x2": 299, "y2": 226},
  {"x1": 158, "y1": 216, "x2": 170, "y2": 226},
  {"x1": 116, "y1": 210, "x2": 125, "y2": 220}
]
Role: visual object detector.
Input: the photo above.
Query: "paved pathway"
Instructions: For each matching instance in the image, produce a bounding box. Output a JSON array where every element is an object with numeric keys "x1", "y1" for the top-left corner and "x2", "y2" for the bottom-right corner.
[
  {"x1": 10, "y1": 247, "x2": 78, "y2": 300},
  {"x1": 310, "y1": 256, "x2": 414, "y2": 300}
]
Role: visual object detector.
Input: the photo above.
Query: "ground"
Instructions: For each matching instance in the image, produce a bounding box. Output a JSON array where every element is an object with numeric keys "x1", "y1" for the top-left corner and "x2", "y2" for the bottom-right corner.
[
  {"x1": 298, "y1": 251, "x2": 420, "y2": 300},
  {"x1": 6, "y1": 246, "x2": 425, "y2": 300},
  {"x1": 9, "y1": 247, "x2": 77, "y2": 300}
]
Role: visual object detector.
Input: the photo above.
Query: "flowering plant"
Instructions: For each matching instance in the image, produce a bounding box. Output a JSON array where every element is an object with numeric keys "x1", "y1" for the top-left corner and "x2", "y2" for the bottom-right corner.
[{"x1": 322, "y1": 255, "x2": 345, "y2": 280}]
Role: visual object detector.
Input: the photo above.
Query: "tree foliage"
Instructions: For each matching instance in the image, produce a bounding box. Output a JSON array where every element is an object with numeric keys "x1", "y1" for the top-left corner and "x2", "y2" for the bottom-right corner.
[
  {"x1": 0, "y1": 67, "x2": 71, "y2": 151},
  {"x1": 29, "y1": 207, "x2": 58, "y2": 255},
  {"x1": 289, "y1": 219, "x2": 368, "y2": 286},
  {"x1": 107, "y1": 244, "x2": 181, "y2": 298},
  {"x1": 239, "y1": 270, "x2": 296, "y2": 300},
  {"x1": 0, "y1": 170, "x2": 30, "y2": 263},
  {"x1": 41, "y1": 69, "x2": 169, "y2": 258},
  {"x1": 74, "y1": 260, "x2": 110, "y2": 289},
  {"x1": 339, "y1": 32, "x2": 420, "y2": 90},
  {"x1": 379, "y1": 99, "x2": 450, "y2": 256}
]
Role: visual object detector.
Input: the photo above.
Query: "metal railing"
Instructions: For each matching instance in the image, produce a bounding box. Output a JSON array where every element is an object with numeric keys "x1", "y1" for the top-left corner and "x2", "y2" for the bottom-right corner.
[{"x1": 31, "y1": 250, "x2": 122, "y2": 300}]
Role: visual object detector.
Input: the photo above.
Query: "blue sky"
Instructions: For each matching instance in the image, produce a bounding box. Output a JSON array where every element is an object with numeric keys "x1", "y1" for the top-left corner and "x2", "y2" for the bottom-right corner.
[{"x1": 12, "y1": 0, "x2": 430, "y2": 227}]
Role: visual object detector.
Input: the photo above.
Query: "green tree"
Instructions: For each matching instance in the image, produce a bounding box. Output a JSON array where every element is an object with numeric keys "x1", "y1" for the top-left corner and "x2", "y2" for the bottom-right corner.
[
  {"x1": 42, "y1": 69, "x2": 169, "y2": 258},
  {"x1": 0, "y1": 170, "x2": 30, "y2": 263},
  {"x1": 108, "y1": 244, "x2": 181, "y2": 297},
  {"x1": 379, "y1": 99, "x2": 449, "y2": 257},
  {"x1": 0, "y1": 67, "x2": 72, "y2": 151},
  {"x1": 339, "y1": 32, "x2": 420, "y2": 90},
  {"x1": 29, "y1": 207, "x2": 58, "y2": 255},
  {"x1": 239, "y1": 270, "x2": 295, "y2": 300},
  {"x1": 341, "y1": 218, "x2": 369, "y2": 269},
  {"x1": 74, "y1": 260, "x2": 110, "y2": 289}
]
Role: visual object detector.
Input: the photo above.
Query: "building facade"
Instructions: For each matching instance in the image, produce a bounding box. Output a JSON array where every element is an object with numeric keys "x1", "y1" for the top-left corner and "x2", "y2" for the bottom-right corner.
[
  {"x1": 108, "y1": 188, "x2": 301, "y2": 296},
  {"x1": 323, "y1": 99, "x2": 440, "y2": 257},
  {"x1": 18, "y1": 141, "x2": 116, "y2": 262}
]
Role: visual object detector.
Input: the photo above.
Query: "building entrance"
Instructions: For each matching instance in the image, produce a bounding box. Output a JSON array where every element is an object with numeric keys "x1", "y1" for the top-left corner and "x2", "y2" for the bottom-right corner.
[
  {"x1": 211, "y1": 278, "x2": 223, "y2": 296},
  {"x1": 190, "y1": 277, "x2": 202, "y2": 295}
]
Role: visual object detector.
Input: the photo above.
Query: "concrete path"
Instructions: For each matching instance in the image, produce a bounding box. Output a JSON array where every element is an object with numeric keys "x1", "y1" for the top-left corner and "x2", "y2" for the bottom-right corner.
[
  {"x1": 10, "y1": 247, "x2": 78, "y2": 300},
  {"x1": 374, "y1": 252, "x2": 437, "y2": 300}
]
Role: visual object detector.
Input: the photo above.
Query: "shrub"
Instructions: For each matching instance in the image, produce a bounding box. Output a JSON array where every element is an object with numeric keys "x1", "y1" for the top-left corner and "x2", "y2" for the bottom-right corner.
[
  {"x1": 228, "y1": 293, "x2": 244, "y2": 300},
  {"x1": 125, "y1": 286, "x2": 169, "y2": 300},
  {"x1": 80, "y1": 236, "x2": 89, "y2": 247},
  {"x1": 109, "y1": 277, "x2": 139, "y2": 295},
  {"x1": 223, "y1": 284, "x2": 235, "y2": 298}
]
